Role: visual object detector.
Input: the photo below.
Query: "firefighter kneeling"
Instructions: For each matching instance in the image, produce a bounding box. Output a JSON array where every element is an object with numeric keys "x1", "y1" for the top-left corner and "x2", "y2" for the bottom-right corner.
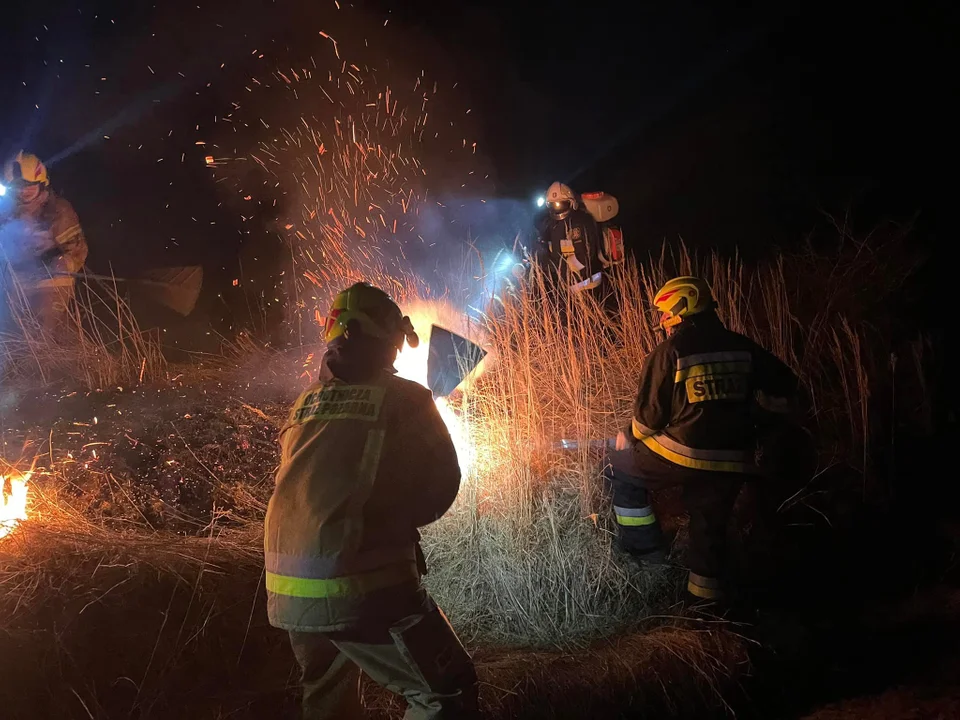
[
  {"x1": 264, "y1": 282, "x2": 479, "y2": 720},
  {"x1": 607, "y1": 276, "x2": 799, "y2": 604}
]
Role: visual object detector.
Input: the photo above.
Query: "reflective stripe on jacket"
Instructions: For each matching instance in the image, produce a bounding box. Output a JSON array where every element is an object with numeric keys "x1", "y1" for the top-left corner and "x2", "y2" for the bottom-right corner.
[
  {"x1": 264, "y1": 364, "x2": 461, "y2": 632},
  {"x1": 540, "y1": 207, "x2": 605, "y2": 286},
  {"x1": 629, "y1": 313, "x2": 798, "y2": 474}
]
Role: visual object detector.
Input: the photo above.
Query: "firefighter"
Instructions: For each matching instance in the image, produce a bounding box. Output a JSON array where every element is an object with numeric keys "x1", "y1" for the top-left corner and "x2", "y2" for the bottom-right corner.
[
  {"x1": 607, "y1": 276, "x2": 799, "y2": 604},
  {"x1": 535, "y1": 181, "x2": 608, "y2": 297},
  {"x1": 0, "y1": 152, "x2": 87, "y2": 334},
  {"x1": 264, "y1": 282, "x2": 479, "y2": 720}
]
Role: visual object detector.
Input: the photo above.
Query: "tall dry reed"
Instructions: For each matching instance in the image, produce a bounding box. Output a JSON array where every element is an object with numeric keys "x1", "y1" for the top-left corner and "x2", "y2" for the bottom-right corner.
[{"x1": 422, "y1": 236, "x2": 904, "y2": 645}]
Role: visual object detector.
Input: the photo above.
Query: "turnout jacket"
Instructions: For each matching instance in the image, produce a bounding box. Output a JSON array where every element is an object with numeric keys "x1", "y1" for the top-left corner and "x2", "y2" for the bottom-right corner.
[
  {"x1": 3, "y1": 189, "x2": 87, "y2": 289},
  {"x1": 629, "y1": 312, "x2": 798, "y2": 474},
  {"x1": 537, "y1": 207, "x2": 606, "y2": 291},
  {"x1": 264, "y1": 360, "x2": 461, "y2": 632}
]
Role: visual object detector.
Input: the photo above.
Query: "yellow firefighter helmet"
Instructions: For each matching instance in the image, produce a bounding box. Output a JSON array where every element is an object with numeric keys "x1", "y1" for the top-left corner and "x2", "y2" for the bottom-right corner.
[
  {"x1": 653, "y1": 276, "x2": 715, "y2": 328},
  {"x1": 3, "y1": 151, "x2": 50, "y2": 187},
  {"x1": 323, "y1": 282, "x2": 419, "y2": 350}
]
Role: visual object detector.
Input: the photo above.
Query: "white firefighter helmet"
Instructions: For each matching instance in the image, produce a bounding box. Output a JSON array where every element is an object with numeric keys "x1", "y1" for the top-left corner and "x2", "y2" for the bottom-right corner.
[
  {"x1": 545, "y1": 181, "x2": 577, "y2": 220},
  {"x1": 580, "y1": 191, "x2": 619, "y2": 223}
]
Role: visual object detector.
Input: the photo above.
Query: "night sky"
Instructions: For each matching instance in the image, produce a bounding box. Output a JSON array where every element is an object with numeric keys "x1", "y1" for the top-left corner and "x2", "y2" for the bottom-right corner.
[{"x1": 1, "y1": 1, "x2": 951, "y2": 346}]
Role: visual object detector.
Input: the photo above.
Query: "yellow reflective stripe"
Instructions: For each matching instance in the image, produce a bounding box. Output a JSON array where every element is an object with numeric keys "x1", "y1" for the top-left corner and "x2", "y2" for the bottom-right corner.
[
  {"x1": 266, "y1": 429, "x2": 392, "y2": 600},
  {"x1": 616, "y1": 513, "x2": 657, "y2": 527},
  {"x1": 675, "y1": 360, "x2": 752, "y2": 383},
  {"x1": 55, "y1": 224, "x2": 82, "y2": 243},
  {"x1": 676, "y1": 351, "x2": 751, "y2": 370},
  {"x1": 687, "y1": 579, "x2": 722, "y2": 599},
  {"x1": 689, "y1": 572, "x2": 721, "y2": 588},
  {"x1": 688, "y1": 572, "x2": 723, "y2": 599},
  {"x1": 641, "y1": 435, "x2": 753, "y2": 473},
  {"x1": 652, "y1": 433, "x2": 746, "y2": 462},
  {"x1": 266, "y1": 561, "x2": 417, "y2": 598},
  {"x1": 632, "y1": 417, "x2": 657, "y2": 440}
]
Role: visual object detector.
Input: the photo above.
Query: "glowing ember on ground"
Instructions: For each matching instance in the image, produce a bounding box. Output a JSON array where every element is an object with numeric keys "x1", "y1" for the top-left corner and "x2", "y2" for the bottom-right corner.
[
  {"x1": 394, "y1": 303, "x2": 480, "y2": 478},
  {"x1": 1, "y1": 471, "x2": 31, "y2": 540}
]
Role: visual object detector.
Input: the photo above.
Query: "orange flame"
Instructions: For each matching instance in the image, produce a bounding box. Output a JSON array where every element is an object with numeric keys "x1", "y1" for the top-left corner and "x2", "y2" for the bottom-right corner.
[
  {"x1": 393, "y1": 302, "x2": 484, "y2": 478},
  {"x1": 1, "y1": 470, "x2": 32, "y2": 540}
]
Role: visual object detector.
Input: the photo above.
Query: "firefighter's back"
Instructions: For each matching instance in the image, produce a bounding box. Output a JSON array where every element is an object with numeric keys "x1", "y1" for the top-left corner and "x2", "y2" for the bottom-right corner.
[
  {"x1": 264, "y1": 369, "x2": 444, "y2": 632},
  {"x1": 664, "y1": 313, "x2": 765, "y2": 457}
]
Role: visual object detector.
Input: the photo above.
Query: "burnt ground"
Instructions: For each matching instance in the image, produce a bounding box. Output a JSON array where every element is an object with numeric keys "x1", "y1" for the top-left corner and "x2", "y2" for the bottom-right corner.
[
  {"x1": 0, "y1": 373, "x2": 291, "y2": 533},
  {"x1": 1, "y1": 373, "x2": 958, "y2": 719}
]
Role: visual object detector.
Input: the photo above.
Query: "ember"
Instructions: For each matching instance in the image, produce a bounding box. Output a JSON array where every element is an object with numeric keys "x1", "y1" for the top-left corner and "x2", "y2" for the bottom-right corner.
[{"x1": 0, "y1": 470, "x2": 31, "y2": 540}]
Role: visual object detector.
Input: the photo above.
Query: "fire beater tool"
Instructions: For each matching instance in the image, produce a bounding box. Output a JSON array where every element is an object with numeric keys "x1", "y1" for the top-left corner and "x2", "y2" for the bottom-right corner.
[{"x1": 425, "y1": 324, "x2": 487, "y2": 399}]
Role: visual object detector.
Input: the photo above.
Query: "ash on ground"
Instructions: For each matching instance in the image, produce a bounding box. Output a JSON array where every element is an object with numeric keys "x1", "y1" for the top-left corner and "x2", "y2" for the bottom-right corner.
[{"x1": 1, "y1": 374, "x2": 295, "y2": 534}]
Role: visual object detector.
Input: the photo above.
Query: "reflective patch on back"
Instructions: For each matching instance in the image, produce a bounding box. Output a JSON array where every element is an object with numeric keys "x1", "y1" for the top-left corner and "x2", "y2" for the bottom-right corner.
[
  {"x1": 676, "y1": 352, "x2": 752, "y2": 404},
  {"x1": 291, "y1": 384, "x2": 386, "y2": 424},
  {"x1": 685, "y1": 373, "x2": 748, "y2": 403}
]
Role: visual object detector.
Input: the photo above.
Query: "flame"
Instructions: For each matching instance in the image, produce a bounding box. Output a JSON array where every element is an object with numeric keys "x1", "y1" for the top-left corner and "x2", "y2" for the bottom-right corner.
[
  {"x1": 1, "y1": 470, "x2": 32, "y2": 540},
  {"x1": 393, "y1": 302, "x2": 479, "y2": 478}
]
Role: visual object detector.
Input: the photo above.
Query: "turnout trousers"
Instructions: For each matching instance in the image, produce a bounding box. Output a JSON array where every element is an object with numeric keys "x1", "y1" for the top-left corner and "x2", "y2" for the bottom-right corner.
[
  {"x1": 288, "y1": 603, "x2": 479, "y2": 720},
  {"x1": 606, "y1": 446, "x2": 744, "y2": 601},
  {"x1": 24, "y1": 282, "x2": 77, "y2": 340}
]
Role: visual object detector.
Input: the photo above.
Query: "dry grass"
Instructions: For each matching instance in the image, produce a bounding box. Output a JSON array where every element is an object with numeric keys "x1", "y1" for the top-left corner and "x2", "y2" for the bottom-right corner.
[
  {"x1": 421, "y1": 231, "x2": 918, "y2": 646},
  {"x1": 0, "y1": 493, "x2": 747, "y2": 719},
  {"x1": 1, "y1": 273, "x2": 166, "y2": 390},
  {"x1": 0, "y1": 500, "x2": 287, "y2": 720},
  {"x1": 0, "y1": 232, "x2": 924, "y2": 716},
  {"x1": 366, "y1": 622, "x2": 750, "y2": 719}
]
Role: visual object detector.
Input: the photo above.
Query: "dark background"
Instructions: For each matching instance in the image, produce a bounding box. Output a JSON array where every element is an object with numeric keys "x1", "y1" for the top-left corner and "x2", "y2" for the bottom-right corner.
[{"x1": 1, "y1": 0, "x2": 952, "y2": 346}]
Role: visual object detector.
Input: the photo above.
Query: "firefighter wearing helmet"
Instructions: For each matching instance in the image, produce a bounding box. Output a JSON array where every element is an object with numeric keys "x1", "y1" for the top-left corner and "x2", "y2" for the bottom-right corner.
[
  {"x1": 606, "y1": 276, "x2": 799, "y2": 605},
  {"x1": 1, "y1": 152, "x2": 88, "y2": 333},
  {"x1": 264, "y1": 282, "x2": 479, "y2": 720},
  {"x1": 536, "y1": 181, "x2": 608, "y2": 295}
]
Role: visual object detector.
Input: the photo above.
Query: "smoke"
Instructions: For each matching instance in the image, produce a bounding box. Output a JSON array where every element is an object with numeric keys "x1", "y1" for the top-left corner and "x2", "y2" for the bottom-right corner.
[
  {"x1": 0, "y1": 219, "x2": 34, "y2": 343},
  {"x1": 411, "y1": 194, "x2": 542, "y2": 306},
  {"x1": 0, "y1": 218, "x2": 38, "y2": 271}
]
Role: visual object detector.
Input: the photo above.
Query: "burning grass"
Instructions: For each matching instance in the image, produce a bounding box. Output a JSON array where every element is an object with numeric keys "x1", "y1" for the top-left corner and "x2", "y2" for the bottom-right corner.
[{"x1": 0, "y1": 468, "x2": 31, "y2": 540}]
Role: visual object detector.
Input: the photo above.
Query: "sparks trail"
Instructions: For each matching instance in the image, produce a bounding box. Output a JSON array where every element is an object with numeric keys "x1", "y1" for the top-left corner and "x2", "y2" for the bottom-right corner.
[{"x1": 207, "y1": 29, "x2": 479, "y2": 327}]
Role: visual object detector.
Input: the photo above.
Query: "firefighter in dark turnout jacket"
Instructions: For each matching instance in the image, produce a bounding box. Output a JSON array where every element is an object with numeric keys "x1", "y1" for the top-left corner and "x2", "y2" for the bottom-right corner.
[
  {"x1": 264, "y1": 282, "x2": 479, "y2": 720},
  {"x1": 607, "y1": 276, "x2": 798, "y2": 602},
  {"x1": 536, "y1": 181, "x2": 607, "y2": 294}
]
